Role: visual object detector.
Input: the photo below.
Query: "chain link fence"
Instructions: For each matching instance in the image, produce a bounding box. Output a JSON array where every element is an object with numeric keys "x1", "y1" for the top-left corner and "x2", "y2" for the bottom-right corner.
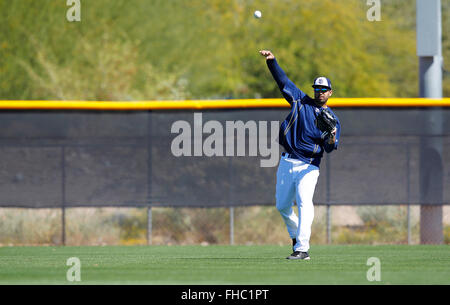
[{"x1": 0, "y1": 107, "x2": 449, "y2": 245}]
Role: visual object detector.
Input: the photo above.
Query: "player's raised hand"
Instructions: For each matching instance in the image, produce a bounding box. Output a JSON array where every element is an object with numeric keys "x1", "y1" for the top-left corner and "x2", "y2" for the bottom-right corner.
[{"x1": 259, "y1": 50, "x2": 275, "y2": 60}]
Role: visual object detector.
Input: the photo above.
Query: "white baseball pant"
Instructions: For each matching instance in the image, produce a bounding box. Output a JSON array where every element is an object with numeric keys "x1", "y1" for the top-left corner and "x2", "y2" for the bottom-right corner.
[{"x1": 275, "y1": 154, "x2": 320, "y2": 252}]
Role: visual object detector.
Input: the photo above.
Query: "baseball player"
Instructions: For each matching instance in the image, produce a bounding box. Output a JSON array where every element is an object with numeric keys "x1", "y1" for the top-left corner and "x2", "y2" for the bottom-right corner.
[{"x1": 260, "y1": 50, "x2": 341, "y2": 260}]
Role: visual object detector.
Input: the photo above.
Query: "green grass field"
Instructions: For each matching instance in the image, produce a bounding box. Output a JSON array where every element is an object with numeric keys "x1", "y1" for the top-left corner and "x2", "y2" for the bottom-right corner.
[{"x1": 0, "y1": 245, "x2": 449, "y2": 285}]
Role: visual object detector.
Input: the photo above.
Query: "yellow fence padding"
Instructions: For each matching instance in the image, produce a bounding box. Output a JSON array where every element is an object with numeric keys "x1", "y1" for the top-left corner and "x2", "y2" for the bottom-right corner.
[{"x1": 1, "y1": 98, "x2": 450, "y2": 110}]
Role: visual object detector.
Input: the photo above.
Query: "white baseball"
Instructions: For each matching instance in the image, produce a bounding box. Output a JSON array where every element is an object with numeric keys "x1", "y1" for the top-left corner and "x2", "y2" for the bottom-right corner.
[{"x1": 254, "y1": 10, "x2": 262, "y2": 19}]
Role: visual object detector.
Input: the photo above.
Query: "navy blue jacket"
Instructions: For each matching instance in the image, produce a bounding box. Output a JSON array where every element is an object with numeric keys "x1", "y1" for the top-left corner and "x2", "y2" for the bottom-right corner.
[{"x1": 267, "y1": 58, "x2": 340, "y2": 167}]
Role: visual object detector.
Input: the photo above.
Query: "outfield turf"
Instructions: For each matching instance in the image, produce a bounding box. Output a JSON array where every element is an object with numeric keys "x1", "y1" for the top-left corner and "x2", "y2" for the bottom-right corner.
[{"x1": 0, "y1": 245, "x2": 448, "y2": 284}]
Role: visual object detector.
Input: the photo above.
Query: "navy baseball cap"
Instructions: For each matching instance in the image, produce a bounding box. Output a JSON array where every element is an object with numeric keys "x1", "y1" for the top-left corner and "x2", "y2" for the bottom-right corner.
[{"x1": 312, "y1": 76, "x2": 332, "y2": 90}]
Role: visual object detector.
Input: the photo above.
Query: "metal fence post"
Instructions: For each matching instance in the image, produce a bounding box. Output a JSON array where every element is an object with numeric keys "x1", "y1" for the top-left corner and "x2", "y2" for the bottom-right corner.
[
  {"x1": 61, "y1": 206, "x2": 66, "y2": 246},
  {"x1": 61, "y1": 146, "x2": 66, "y2": 246},
  {"x1": 228, "y1": 156, "x2": 235, "y2": 245},
  {"x1": 326, "y1": 153, "x2": 332, "y2": 244},
  {"x1": 407, "y1": 204, "x2": 412, "y2": 245},
  {"x1": 230, "y1": 207, "x2": 234, "y2": 245},
  {"x1": 326, "y1": 205, "x2": 331, "y2": 244},
  {"x1": 406, "y1": 145, "x2": 412, "y2": 245},
  {"x1": 417, "y1": 0, "x2": 444, "y2": 245},
  {"x1": 147, "y1": 207, "x2": 152, "y2": 245},
  {"x1": 147, "y1": 110, "x2": 153, "y2": 246}
]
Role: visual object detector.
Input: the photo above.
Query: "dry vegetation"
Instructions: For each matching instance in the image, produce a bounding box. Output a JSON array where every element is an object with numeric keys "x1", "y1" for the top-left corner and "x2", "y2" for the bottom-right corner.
[{"x1": 1, "y1": 206, "x2": 449, "y2": 246}]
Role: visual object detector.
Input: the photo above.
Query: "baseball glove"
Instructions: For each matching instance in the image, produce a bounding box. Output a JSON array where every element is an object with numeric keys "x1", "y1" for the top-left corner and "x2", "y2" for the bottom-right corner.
[{"x1": 316, "y1": 108, "x2": 337, "y2": 137}]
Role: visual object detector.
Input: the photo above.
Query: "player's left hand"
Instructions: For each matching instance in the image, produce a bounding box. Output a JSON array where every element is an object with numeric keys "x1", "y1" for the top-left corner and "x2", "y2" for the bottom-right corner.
[{"x1": 327, "y1": 128, "x2": 337, "y2": 144}]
